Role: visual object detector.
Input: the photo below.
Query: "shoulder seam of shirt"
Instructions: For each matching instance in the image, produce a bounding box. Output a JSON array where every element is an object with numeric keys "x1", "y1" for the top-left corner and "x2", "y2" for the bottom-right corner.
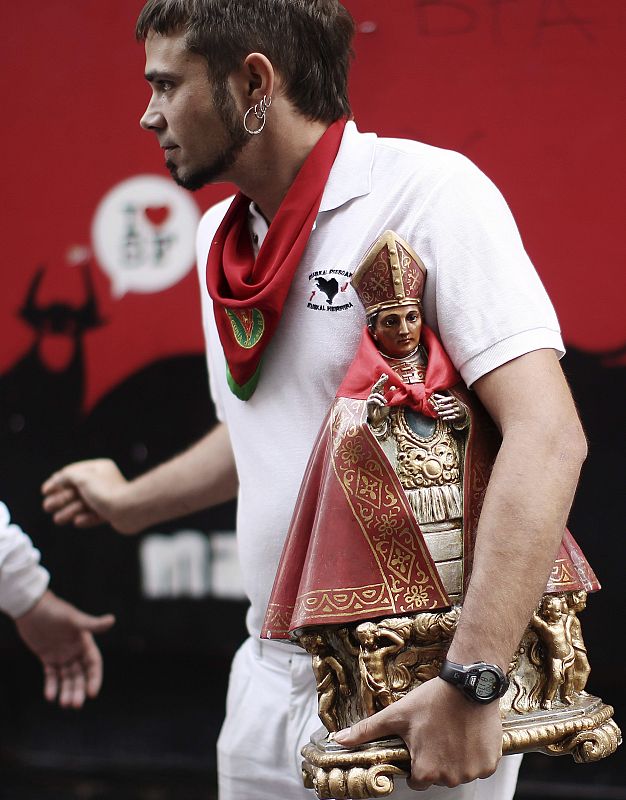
[{"x1": 457, "y1": 325, "x2": 564, "y2": 370}]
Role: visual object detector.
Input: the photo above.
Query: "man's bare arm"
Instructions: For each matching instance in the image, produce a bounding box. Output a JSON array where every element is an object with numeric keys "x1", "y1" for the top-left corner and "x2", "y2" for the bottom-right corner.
[
  {"x1": 42, "y1": 423, "x2": 238, "y2": 535},
  {"x1": 447, "y1": 348, "x2": 587, "y2": 669},
  {"x1": 335, "y1": 349, "x2": 587, "y2": 790}
]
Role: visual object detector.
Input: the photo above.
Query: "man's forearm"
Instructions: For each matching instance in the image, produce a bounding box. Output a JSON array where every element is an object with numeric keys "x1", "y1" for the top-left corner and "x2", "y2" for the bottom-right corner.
[
  {"x1": 447, "y1": 421, "x2": 586, "y2": 669},
  {"x1": 43, "y1": 423, "x2": 239, "y2": 534},
  {"x1": 119, "y1": 422, "x2": 238, "y2": 532},
  {"x1": 447, "y1": 351, "x2": 587, "y2": 670}
]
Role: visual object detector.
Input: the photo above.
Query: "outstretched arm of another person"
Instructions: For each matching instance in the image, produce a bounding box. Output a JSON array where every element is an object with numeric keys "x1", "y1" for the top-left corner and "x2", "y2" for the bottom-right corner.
[
  {"x1": 0, "y1": 502, "x2": 115, "y2": 708},
  {"x1": 15, "y1": 591, "x2": 115, "y2": 709},
  {"x1": 42, "y1": 422, "x2": 238, "y2": 535},
  {"x1": 335, "y1": 349, "x2": 587, "y2": 790}
]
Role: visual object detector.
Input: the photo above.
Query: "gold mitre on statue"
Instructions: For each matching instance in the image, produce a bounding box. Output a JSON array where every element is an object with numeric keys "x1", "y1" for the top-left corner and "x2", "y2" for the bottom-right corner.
[{"x1": 351, "y1": 230, "x2": 427, "y2": 315}]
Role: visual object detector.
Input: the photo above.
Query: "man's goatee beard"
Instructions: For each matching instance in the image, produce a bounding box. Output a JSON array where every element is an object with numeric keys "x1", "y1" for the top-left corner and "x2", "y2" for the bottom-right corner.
[{"x1": 165, "y1": 136, "x2": 248, "y2": 192}]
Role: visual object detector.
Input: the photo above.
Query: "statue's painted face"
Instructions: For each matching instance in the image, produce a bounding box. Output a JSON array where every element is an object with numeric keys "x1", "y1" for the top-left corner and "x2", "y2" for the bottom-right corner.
[{"x1": 373, "y1": 303, "x2": 422, "y2": 358}]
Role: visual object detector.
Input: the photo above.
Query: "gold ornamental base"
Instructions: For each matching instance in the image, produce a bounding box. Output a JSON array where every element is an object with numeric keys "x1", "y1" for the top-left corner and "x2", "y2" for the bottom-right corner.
[
  {"x1": 296, "y1": 592, "x2": 621, "y2": 799},
  {"x1": 302, "y1": 695, "x2": 621, "y2": 799}
]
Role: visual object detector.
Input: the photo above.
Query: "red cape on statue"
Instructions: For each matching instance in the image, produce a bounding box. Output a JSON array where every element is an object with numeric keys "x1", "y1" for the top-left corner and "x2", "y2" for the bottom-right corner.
[{"x1": 262, "y1": 327, "x2": 600, "y2": 640}]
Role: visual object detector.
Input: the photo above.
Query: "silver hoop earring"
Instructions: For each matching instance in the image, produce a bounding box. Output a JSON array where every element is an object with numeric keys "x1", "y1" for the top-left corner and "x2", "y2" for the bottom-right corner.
[{"x1": 243, "y1": 94, "x2": 272, "y2": 135}]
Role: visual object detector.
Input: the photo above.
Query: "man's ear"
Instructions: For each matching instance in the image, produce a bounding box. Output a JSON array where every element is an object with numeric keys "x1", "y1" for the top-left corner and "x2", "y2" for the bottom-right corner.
[{"x1": 231, "y1": 52, "x2": 275, "y2": 105}]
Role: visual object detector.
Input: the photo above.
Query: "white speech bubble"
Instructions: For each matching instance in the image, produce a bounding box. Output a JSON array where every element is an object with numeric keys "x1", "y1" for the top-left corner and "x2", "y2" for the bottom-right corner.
[{"x1": 92, "y1": 175, "x2": 201, "y2": 298}]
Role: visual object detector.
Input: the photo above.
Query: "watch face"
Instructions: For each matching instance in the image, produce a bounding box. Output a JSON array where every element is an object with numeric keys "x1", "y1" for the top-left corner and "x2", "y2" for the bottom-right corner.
[{"x1": 475, "y1": 670, "x2": 498, "y2": 699}]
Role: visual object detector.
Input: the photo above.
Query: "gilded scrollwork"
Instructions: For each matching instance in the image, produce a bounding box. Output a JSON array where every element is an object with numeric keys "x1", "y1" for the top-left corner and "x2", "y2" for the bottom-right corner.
[
  {"x1": 303, "y1": 761, "x2": 408, "y2": 799},
  {"x1": 299, "y1": 594, "x2": 601, "y2": 730},
  {"x1": 298, "y1": 592, "x2": 620, "y2": 799},
  {"x1": 305, "y1": 608, "x2": 460, "y2": 721},
  {"x1": 544, "y1": 719, "x2": 623, "y2": 763},
  {"x1": 392, "y1": 412, "x2": 462, "y2": 490}
]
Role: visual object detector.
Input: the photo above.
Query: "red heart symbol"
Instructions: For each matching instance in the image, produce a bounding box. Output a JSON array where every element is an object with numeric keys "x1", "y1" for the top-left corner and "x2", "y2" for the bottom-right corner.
[{"x1": 144, "y1": 205, "x2": 170, "y2": 226}]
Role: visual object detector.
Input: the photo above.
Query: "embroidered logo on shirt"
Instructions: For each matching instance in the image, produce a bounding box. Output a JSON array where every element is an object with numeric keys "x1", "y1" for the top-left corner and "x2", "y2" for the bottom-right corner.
[{"x1": 307, "y1": 269, "x2": 354, "y2": 312}]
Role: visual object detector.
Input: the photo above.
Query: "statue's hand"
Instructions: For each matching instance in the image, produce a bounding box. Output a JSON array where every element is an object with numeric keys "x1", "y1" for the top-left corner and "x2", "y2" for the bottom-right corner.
[
  {"x1": 429, "y1": 393, "x2": 468, "y2": 426},
  {"x1": 367, "y1": 392, "x2": 387, "y2": 410},
  {"x1": 371, "y1": 374, "x2": 389, "y2": 397},
  {"x1": 367, "y1": 375, "x2": 390, "y2": 428}
]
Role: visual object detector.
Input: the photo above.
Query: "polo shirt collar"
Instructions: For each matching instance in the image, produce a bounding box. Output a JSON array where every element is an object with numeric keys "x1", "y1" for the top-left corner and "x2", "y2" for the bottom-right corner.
[{"x1": 318, "y1": 121, "x2": 376, "y2": 213}]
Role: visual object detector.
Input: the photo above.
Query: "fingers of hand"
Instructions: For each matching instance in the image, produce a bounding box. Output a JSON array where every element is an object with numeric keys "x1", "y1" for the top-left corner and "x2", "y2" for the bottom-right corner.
[
  {"x1": 334, "y1": 708, "x2": 395, "y2": 746},
  {"x1": 404, "y1": 715, "x2": 502, "y2": 789},
  {"x1": 74, "y1": 512, "x2": 103, "y2": 528},
  {"x1": 373, "y1": 374, "x2": 389, "y2": 393},
  {"x1": 408, "y1": 757, "x2": 500, "y2": 790},
  {"x1": 70, "y1": 663, "x2": 87, "y2": 709},
  {"x1": 433, "y1": 397, "x2": 456, "y2": 409},
  {"x1": 80, "y1": 613, "x2": 115, "y2": 635},
  {"x1": 432, "y1": 396, "x2": 461, "y2": 420},
  {"x1": 42, "y1": 486, "x2": 77, "y2": 512},
  {"x1": 83, "y1": 637, "x2": 104, "y2": 698},
  {"x1": 367, "y1": 393, "x2": 386, "y2": 407},
  {"x1": 43, "y1": 664, "x2": 59, "y2": 703},
  {"x1": 42, "y1": 464, "x2": 89, "y2": 494},
  {"x1": 52, "y1": 499, "x2": 91, "y2": 526},
  {"x1": 42, "y1": 485, "x2": 100, "y2": 527},
  {"x1": 43, "y1": 635, "x2": 106, "y2": 706},
  {"x1": 61, "y1": 661, "x2": 85, "y2": 709},
  {"x1": 407, "y1": 774, "x2": 436, "y2": 791},
  {"x1": 41, "y1": 472, "x2": 68, "y2": 494},
  {"x1": 44, "y1": 662, "x2": 79, "y2": 708}
]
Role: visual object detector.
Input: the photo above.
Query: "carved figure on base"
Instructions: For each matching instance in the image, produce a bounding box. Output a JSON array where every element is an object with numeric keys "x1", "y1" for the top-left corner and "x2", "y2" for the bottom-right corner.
[
  {"x1": 300, "y1": 632, "x2": 351, "y2": 732},
  {"x1": 531, "y1": 595, "x2": 576, "y2": 709},
  {"x1": 355, "y1": 622, "x2": 405, "y2": 716},
  {"x1": 566, "y1": 591, "x2": 591, "y2": 693}
]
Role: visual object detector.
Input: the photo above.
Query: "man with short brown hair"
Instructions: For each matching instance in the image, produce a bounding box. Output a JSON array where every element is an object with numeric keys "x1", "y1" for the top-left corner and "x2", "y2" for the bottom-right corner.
[{"x1": 43, "y1": 2, "x2": 587, "y2": 797}]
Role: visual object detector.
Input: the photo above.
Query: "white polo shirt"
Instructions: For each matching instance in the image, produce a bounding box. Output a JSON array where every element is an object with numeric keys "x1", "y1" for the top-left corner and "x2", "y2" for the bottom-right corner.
[
  {"x1": 196, "y1": 121, "x2": 563, "y2": 638},
  {"x1": 0, "y1": 502, "x2": 49, "y2": 618}
]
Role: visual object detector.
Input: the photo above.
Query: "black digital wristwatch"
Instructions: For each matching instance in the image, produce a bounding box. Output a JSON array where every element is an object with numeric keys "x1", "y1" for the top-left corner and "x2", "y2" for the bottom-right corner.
[{"x1": 439, "y1": 659, "x2": 509, "y2": 704}]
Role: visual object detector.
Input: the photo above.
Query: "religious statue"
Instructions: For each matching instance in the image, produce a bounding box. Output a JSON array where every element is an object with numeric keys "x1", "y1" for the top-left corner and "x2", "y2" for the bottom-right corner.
[{"x1": 262, "y1": 231, "x2": 621, "y2": 799}]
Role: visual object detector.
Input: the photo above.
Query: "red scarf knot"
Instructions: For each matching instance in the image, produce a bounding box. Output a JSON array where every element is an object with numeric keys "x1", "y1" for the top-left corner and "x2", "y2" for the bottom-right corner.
[{"x1": 206, "y1": 118, "x2": 347, "y2": 399}]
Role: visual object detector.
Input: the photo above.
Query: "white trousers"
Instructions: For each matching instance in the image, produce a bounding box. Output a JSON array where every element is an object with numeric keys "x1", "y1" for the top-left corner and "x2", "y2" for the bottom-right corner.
[{"x1": 217, "y1": 637, "x2": 522, "y2": 800}]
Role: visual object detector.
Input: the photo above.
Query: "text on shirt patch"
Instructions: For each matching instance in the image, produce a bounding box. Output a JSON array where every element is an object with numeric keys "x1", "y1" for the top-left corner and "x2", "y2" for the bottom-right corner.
[{"x1": 307, "y1": 269, "x2": 354, "y2": 312}]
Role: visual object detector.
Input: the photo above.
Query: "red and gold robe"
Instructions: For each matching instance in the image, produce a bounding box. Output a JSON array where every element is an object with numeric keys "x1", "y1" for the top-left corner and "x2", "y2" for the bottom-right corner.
[{"x1": 262, "y1": 326, "x2": 599, "y2": 640}]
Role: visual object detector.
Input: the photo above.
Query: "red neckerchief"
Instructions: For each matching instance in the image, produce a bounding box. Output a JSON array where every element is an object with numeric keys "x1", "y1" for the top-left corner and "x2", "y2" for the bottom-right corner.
[
  {"x1": 206, "y1": 118, "x2": 347, "y2": 399},
  {"x1": 337, "y1": 325, "x2": 460, "y2": 417}
]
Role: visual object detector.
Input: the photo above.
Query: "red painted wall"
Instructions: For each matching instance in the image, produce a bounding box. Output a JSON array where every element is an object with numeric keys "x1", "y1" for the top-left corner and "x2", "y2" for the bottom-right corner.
[{"x1": 3, "y1": 0, "x2": 624, "y2": 414}]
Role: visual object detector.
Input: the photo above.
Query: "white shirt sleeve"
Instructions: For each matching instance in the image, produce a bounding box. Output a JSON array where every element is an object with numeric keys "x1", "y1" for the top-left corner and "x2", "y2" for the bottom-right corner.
[
  {"x1": 428, "y1": 156, "x2": 564, "y2": 387},
  {"x1": 0, "y1": 502, "x2": 50, "y2": 618}
]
